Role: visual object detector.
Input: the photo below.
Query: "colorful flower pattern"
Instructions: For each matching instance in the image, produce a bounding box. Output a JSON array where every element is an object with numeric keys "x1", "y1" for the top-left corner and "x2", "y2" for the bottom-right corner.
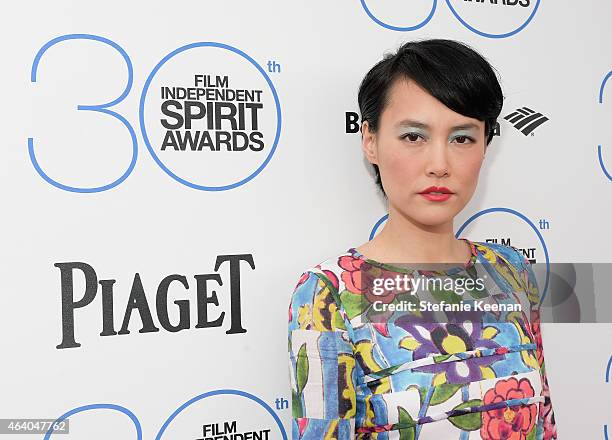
[{"x1": 287, "y1": 240, "x2": 557, "y2": 439}]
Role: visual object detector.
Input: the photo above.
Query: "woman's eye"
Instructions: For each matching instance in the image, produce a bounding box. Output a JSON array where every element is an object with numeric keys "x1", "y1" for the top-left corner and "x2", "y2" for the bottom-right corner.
[
  {"x1": 402, "y1": 133, "x2": 423, "y2": 142},
  {"x1": 453, "y1": 135, "x2": 474, "y2": 144}
]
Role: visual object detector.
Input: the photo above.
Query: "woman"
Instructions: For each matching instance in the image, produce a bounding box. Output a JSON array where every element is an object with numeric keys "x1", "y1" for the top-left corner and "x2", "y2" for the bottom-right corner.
[{"x1": 287, "y1": 39, "x2": 557, "y2": 439}]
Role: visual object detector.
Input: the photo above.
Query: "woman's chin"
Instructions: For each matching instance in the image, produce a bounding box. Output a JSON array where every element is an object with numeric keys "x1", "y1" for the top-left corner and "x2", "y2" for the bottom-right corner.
[{"x1": 408, "y1": 212, "x2": 456, "y2": 227}]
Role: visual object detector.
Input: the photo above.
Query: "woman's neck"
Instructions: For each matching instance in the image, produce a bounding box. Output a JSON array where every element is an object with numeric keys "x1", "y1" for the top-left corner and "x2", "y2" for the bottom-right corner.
[{"x1": 355, "y1": 210, "x2": 471, "y2": 265}]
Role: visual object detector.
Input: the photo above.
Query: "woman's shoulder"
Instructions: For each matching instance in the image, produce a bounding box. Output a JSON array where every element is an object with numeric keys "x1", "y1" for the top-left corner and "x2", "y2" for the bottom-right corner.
[
  {"x1": 294, "y1": 247, "x2": 361, "y2": 294},
  {"x1": 472, "y1": 240, "x2": 529, "y2": 269}
]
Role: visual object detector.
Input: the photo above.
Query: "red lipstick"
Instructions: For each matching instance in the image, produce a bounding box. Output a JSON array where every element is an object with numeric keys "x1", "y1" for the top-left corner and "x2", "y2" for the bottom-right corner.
[{"x1": 418, "y1": 186, "x2": 454, "y2": 202}]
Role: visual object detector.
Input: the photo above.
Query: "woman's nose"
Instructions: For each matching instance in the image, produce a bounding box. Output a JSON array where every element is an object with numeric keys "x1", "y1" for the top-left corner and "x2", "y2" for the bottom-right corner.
[{"x1": 426, "y1": 141, "x2": 450, "y2": 177}]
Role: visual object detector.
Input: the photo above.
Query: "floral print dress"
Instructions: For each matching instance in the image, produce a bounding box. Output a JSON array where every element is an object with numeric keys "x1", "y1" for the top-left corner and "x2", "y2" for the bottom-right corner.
[{"x1": 287, "y1": 239, "x2": 557, "y2": 439}]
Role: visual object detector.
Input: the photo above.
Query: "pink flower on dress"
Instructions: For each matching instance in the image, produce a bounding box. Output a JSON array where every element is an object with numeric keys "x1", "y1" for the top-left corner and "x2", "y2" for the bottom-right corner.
[
  {"x1": 338, "y1": 255, "x2": 364, "y2": 294},
  {"x1": 481, "y1": 377, "x2": 537, "y2": 440}
]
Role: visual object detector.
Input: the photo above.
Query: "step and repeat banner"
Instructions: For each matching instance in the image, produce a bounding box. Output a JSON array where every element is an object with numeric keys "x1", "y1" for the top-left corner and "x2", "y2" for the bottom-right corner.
[{"x1": 1, "y1": 1, "x2": 611, "y2": 439}]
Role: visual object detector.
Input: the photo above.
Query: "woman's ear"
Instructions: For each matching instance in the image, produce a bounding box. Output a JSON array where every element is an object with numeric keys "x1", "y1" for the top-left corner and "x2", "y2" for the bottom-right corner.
[{"x1": 361, "y1": 121, "x2": 378, "y2": 165}]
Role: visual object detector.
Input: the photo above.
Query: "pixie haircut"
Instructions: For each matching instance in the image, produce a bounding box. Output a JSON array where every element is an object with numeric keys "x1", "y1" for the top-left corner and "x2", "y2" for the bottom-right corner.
[{"x1": 357, "y1": 38, "x2": 504, "y2": 198}]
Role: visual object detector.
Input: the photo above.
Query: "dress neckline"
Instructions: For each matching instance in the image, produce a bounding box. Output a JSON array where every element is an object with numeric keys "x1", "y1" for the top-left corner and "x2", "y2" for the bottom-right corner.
[{"x1": 347, "y1": 237, "x2": 478, "y2": 274}]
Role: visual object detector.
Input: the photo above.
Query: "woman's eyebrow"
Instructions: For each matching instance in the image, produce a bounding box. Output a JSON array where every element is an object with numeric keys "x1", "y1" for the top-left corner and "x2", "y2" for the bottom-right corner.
[{"x1": 396, "y1": 119, "x2": 479, "y2": 131}]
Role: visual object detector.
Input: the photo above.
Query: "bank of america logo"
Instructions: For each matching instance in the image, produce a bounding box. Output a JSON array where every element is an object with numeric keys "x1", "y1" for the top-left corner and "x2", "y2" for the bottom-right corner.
[{"x1": 503, "y1": 107, "x2": 549, "y2": 136}]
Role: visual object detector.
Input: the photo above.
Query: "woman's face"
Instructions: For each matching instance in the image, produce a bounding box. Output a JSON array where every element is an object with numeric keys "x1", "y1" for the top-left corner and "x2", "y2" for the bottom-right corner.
[{"x1": 362, "y1": 77, "x2": 486, "y2": 228}]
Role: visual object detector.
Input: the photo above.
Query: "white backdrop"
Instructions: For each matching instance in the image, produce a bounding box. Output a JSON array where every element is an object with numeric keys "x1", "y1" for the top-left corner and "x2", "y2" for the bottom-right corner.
[{"x1": 1, "y1": 1, "x2": 611, "y2": 438}]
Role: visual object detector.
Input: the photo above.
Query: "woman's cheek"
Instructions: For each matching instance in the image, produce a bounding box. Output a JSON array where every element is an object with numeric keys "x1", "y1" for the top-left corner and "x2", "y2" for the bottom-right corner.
[
  {"x1": 386, "y1": 147, "x2": 420, "y2": 181},
  {"x1": 456, "y1": 154, "x2": 484, "y2": 195}
]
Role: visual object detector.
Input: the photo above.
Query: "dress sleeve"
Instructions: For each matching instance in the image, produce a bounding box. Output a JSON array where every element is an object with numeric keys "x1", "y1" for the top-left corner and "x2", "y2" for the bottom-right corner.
[
  {"x1": 287, "y1": 270, "x2": 358, "y2": 439},
  {"x1": 517, "y1": 251, "x2": 558, "y2": 439}
]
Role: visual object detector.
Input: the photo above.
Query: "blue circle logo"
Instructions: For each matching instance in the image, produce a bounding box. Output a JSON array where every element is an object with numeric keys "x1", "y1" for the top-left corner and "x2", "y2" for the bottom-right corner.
[{"x1": 140, "y1": 42, "x2": 282, "y2": 191}]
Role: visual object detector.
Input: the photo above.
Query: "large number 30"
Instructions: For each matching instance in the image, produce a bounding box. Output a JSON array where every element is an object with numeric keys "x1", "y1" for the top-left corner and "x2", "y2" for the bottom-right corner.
[{"x1": 29, "y1": 33, "x2": 281, "y2": 193}]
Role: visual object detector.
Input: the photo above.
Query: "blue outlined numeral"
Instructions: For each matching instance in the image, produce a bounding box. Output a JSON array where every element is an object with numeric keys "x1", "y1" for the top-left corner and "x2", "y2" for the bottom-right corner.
[
  {"x1": 597, "y1": 71, "x2": 612, "y2": 182},
  {"x1": 29, "y1": 34, "x2": 137, "y2": 193}
]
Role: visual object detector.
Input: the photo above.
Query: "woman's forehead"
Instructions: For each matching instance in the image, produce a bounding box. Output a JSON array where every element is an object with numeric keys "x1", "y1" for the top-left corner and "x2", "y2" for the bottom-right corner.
[{"x1": 382, "y1": 81, "x2": 484, "y2": 130}]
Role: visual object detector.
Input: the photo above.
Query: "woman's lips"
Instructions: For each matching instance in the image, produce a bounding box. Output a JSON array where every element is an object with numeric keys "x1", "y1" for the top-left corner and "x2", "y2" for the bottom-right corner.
[
  {"x1": 419, "y1": 193, "x2": 452, "y2": 202},
  {"x1": 418, "y1": 186, "x2": 454, "y2": 201}
]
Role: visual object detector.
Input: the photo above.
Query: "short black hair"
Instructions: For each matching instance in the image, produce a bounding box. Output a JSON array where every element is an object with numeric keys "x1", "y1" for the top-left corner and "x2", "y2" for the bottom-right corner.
[{"x1": 357, "y1": 38, "x2": 504, "y2": 198}]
